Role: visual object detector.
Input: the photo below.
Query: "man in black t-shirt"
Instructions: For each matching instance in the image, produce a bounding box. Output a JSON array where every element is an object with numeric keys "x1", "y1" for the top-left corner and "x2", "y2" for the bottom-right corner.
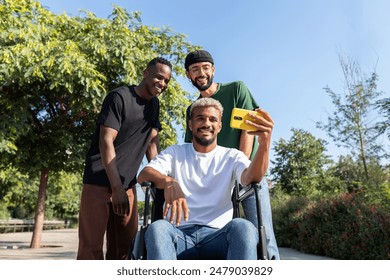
[{"x1": 78, "y1": 57, "x2": 172, "y2": 260}]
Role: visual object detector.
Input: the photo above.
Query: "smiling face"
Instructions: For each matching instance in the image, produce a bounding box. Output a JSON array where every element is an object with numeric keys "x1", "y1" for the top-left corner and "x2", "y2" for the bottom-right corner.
[
  {"x1": 189, "y1": 105, "x2": 222, "y2": 149},
  {"x1": 186, "y1": 62, "x2": 215, "y2": 91},
  {"x1": 143, "y1": 62, "x2": 172, "y2": 100}
]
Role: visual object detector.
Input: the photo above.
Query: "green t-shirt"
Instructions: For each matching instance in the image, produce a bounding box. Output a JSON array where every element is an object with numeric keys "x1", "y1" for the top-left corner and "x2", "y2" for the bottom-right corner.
[{"x1": 185, "y1": 81, "x2": 259, "y2": 159}]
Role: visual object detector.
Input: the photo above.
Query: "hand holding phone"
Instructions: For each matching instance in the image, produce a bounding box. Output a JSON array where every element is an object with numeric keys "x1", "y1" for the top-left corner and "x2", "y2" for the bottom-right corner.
[{"x1": 230, "y1": 108, "x2": 264, "y2": 131}]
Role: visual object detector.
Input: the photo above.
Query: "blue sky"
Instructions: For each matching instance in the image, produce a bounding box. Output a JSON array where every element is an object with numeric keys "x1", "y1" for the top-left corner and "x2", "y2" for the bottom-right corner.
[{"x1": 39, "y1": 0, "x2": 390, "y2": 163}]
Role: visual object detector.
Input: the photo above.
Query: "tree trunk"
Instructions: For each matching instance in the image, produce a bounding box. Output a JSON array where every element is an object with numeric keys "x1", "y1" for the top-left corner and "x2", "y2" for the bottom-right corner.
[
  {"x1": 357, "y1": 126, "x2": 369, "y2": 181},
  {"x1": 30, "y1": 168, "x2": 49, "y2": 248}
]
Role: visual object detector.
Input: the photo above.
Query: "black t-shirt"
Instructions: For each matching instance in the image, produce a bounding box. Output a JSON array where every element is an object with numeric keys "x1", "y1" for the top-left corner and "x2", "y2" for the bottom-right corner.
[{"x1": 83, "y1": 85, "x2": 161, "y2": 188}]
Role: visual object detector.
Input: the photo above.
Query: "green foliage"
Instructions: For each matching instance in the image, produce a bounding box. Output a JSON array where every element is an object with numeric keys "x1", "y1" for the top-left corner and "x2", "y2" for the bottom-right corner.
[
  {"x1": 376, "y1": 97, "x2": 390, "y2": 140},
  {"x1": 271, "y1": 128, "x2": 334, "y2": 196},
  {"x1": 0, "y1": 202, "x2": 10, "y2": 220},
  {"x1": 273, "y1": 192, "x2": 390, "y2": 259},
  {"x1": 137, "y1": 201, "x2": 145, "y2": 219},
  {"x1": 46, "y1": 171, "x2": 82, "y2": 220},
  {"x1": 271, "y1": 191, "x2": 309, "y2": 247},
  {"x1": 299, "y1": 193, "x2": 390, "y2": 259},
  {"x1": 385, "y1": 182, "x2": 390, "y2": 201},
  {"x1": 0, "y1": 165, "x2": 38, "y2": 218},
  {"x1": 0, "y1": 165, "x2": 82, "y2": 220},
  {"x1": 328, "y1": 155, "x2": 365, "y2": 192},
  {"x1": 328, "y1": 155, "x2": 390, "y2": 207},
  {"x1": 362, "y1": 161, "x2": 390, "y2": 208}
]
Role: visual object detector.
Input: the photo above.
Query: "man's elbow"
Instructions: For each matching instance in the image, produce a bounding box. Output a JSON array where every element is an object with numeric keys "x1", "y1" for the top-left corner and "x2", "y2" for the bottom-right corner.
[
  {"x1": 138, "y1": 166, "x2": 158, "y2": 184},
  {"x1": 149, "y1": 129, "x2": 159, "y2": 147},
  {"x1": 137, "y1": 168, "x2": 148, "y2": 184},
  {"x1": 247, "y1": 176, "x2": 263, "y2": 186},
  {"x1": 242, "y1": 170, "x2": 266, "y2": 186}
]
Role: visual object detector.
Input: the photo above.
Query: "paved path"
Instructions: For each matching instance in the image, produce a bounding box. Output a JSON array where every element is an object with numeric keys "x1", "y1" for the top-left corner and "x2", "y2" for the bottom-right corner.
[{"x1": 0, "y1": 229, "x2": 333, "y2": 260}]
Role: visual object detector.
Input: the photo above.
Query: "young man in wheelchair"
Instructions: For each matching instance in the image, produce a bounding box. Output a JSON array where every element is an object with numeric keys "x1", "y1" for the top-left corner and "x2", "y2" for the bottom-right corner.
[{"x1": 137, "y1": 98, "x2": 273, "y2": 260}]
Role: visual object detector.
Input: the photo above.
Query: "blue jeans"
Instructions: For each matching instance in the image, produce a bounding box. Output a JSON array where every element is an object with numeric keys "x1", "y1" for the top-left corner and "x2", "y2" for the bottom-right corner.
[
  {"x1": 145, "y1": 218, "x2": 258, "y2": 260},
  {"x1": 241, "y1": 178, "x2": 280, "y2": 259}
]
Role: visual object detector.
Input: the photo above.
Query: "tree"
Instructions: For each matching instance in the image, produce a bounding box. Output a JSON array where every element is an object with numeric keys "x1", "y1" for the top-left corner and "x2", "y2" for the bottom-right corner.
[
  {"x1": 329, "y1": 154, "x2": 389, "y2": 205},
  {"x1": 137, "y1": 201, "x2": 145, "y2": 220},
  {"x1": 377, "y1": 97, "x2": 390, "y2": 140},
  {"x1": 0, "y1": 166, "x2": 38, "y2": 219},
  {"x1": 46, "y1": 171, "x2": 82, "y2": 222},
  {"x1": 270, "y1": 128, "x2": 333, "y2": 196},
  {"x1": 316, "y1": 54, "x2": 384, "y2": 181},
  {"x1": 0, "y1": 0, "x2": 197, "y2": 248},
  {"x1": 328, "y1": 155, "x2": 364, "y2": 192}
]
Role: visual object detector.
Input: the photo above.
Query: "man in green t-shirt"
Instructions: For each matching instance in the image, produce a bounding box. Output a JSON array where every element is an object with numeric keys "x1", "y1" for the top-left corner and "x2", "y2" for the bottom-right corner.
[{"x1": 184, "y1": 50, "x2": 279, "y2": 259}]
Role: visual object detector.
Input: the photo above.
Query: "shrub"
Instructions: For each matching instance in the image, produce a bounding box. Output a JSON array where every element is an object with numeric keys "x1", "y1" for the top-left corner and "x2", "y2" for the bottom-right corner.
[
  {"x1": 12, "y1": 205, "x2": 30, "y2": 219},
  {"x1": 297, "y1": 192, "x2": 390, "y2": 259},
  {"x1": 272, "y1": 194, "x2": 309, "y2": 247},
  {"x1": 274, "y1": 191, "x2": 390, "y2": 259},
  {"x1": 0, "y1": 203, "x2": 10, "y2": 220}
]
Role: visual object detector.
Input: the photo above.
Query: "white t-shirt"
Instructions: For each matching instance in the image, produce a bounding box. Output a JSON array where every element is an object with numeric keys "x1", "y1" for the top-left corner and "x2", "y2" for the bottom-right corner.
[{"x1": 146, "y1": 144, "x2": 251, "y2": 229}]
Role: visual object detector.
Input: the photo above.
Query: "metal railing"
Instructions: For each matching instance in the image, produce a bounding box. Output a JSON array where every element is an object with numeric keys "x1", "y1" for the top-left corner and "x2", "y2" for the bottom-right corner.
[{"x1": 0, "y1": 219, "x2": 66, "y2": 233}]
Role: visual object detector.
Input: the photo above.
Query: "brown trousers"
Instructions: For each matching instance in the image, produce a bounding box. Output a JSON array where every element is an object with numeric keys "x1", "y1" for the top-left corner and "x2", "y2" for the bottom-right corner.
[{"x1": 77, "y1": 184, "x2": 138, "y2": 260}]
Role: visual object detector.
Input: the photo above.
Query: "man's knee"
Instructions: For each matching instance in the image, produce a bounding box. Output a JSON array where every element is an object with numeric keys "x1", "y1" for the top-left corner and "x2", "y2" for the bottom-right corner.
[
  {"x1": 145, "y1": 220, "x2": 172, "y2": 240},
  {"x1": 144, "y1": 220, "x2": 178, "y2": 259},
  {"x1": 230, "y1": 218, "x2": 258, "y2": 242}
]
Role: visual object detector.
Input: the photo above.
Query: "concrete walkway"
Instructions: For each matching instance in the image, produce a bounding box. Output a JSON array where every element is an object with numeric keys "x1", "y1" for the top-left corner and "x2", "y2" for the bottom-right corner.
[{"x1": 0, "y1": 228, "x2": 334, "y2": 260}]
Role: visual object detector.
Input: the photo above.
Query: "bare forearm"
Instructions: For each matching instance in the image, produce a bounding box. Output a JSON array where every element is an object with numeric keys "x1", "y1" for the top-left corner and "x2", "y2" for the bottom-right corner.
[
  {"x1": 100, "y1": 137, "x2": 122, "y2": 189},
  {"x1": 99, "y1": 125, "x2": 129, "y2": 215},
  {"x1": 138, "y1": 167, "x2": 188, "y2": 225},
  {"x1": 137, "y1": 166, "x2": 172, "y2": 189},
  {"x1": 241, "y1": 139, "x2": 270, "y2": 185},
  {"x1": 240, "y1": 108, "x2": 273, "y2": 186},
  {"x1": 146, "y1": 129, "x2": 159, "y2": 162},
  {"x1": 239, "y1": 130, "x2": 254, "y2": 158},
  {"x1": 99, "y1": 126, "x2": 122, "y2": 190}
]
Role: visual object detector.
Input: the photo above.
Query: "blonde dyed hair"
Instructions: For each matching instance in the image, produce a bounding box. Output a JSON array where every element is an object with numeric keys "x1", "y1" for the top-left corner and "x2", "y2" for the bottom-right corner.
[{"x1": 189, "y1": 98, "x2": 224, "y2": 119}]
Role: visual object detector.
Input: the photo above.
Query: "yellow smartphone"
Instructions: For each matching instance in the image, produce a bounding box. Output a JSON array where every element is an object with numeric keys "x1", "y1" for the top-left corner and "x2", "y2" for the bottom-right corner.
[{"x1": 230, "y1": 108, "x2": 262, "y2": 131}]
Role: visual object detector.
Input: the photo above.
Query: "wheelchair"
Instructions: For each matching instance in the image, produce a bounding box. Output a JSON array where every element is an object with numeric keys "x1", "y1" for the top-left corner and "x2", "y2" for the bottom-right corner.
[{"x1": 130, "y1": 181, "x2": 272, "y2": 260}]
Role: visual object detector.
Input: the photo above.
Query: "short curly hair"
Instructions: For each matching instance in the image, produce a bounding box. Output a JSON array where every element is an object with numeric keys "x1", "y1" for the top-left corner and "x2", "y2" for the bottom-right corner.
[
  {"x1": 190, "y1": 98, "x2": 223, "y2": 119},
  {"x1": 147, "y1": 57, "x2": 172, "y2": 70}
]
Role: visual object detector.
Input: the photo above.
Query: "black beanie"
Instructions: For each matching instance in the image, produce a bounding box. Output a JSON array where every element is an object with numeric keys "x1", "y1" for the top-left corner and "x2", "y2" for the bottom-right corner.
[{"x1": 185, "y1": 50, "x2": 214, "y2": 70}]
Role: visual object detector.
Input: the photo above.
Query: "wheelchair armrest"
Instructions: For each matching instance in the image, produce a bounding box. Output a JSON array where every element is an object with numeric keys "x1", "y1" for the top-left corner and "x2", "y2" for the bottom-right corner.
[
  {"x1": 233, "y1": 182, "x2": 261, "y2": 203},
  {"x1": 141, "y1": 181, "x2": 158, "y2": 199},
  {"x1": 232, "y1": 182, "x2": 261, "y2": 219},
  {"x1": 140, "y1": 181, "x2": 165, "y2": 223}
]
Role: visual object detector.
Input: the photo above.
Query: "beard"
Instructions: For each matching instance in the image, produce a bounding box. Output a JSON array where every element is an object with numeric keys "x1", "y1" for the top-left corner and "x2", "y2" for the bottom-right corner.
[
  {"x1": 191, "y1": 75, "x2": 214, "y2": 91},
  {"x1": 193, "y1": 134, "x2": 216, "y2": 147}
]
